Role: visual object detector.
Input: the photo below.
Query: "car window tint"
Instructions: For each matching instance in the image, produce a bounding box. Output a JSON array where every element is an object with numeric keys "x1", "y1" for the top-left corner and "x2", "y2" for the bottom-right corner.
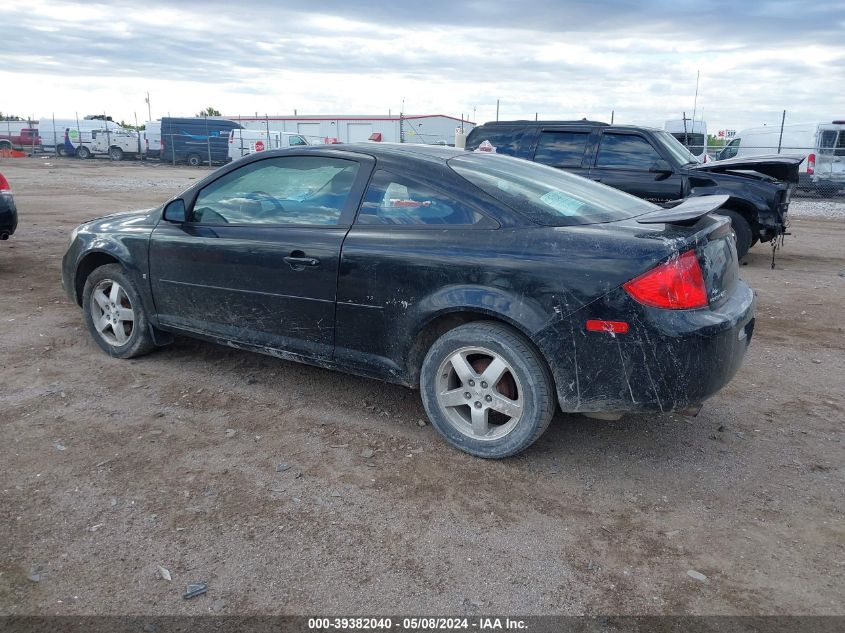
[
  {"x1": 596, "y1": 133, "x2": 662, "y2": 170},
  {"x1": 192, "y1": 156, "x2": 359, "y2": 225},
  {"x1": 533, "y1": 132, "x2": 589, "y2": 167},
  {"x1": 467, "y1": 127, "x2": 525, "y2": 155},
  {"x1": 289, "y1": 135, "x2": 308, "y2": 146},
  {"x1": 357, "y1": 170, "x2": 485, "y2": 226}
]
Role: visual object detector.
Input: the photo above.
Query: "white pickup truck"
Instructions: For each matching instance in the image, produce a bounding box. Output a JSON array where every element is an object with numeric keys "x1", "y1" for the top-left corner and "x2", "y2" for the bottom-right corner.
[{"x1": 75, "y1": 128, "x2": 142, "y2": 161}]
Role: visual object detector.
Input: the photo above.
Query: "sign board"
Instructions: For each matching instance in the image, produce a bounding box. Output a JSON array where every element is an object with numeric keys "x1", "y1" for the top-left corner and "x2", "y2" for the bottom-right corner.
[{"x1": 254, "y1": 140, "x2": 265, "y2": 152}]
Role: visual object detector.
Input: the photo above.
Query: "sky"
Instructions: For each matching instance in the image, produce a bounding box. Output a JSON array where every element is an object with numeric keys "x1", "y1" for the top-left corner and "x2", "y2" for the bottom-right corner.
[{"x1": 1, "y1": 0, "x2": 843, "y2": 133}]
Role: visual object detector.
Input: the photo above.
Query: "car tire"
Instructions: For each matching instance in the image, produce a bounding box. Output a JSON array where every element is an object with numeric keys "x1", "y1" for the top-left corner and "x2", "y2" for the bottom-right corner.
[
  {"x1": 82, "y1": 264, "x2": 156, "y2": 359},
  {"x1": 420, "y1": 321, "x2": 555, "y2": 458},
  {"x1": 76, "y1": 146, "x2": 91, "y2": 159},
  {"x1": 56, "y1": 146, "x2": 67, "y2": 157},
  {"x1": 187, "y1": 153, "x2": 202, "y2": 167},
  {"x1": 109, "y1": 146, "x2": 124, "y2": 161},
  {"x1": 0, "y1": 140, "x2": 11, "y2": 151},
  {"x1": 717, "y1": 208, "x2": 752, "y2": 259}
]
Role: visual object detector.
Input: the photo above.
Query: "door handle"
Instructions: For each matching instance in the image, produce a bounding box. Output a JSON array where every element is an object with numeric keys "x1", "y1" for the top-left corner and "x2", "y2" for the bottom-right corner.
[{"x1": 283, "y1": 255, "x2": 320, "y2": 270}]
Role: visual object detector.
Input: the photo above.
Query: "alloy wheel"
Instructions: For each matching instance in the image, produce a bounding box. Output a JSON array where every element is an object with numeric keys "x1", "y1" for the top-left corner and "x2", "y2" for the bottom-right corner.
[
  {"x1": 434, "y1": 346, "x2": 523, "y2": 441},
  {"x1": 89, "y1": 279, "x2": 135, "y2": 346}
]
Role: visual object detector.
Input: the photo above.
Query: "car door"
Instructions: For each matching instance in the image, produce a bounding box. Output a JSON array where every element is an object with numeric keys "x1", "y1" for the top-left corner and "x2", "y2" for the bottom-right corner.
[
  {"x1": 529, "y1": 128, "x2": 596, "y2": 178},
  {"x1": 588, "y1": 131, "x2": 685, "y2": 203},
  {"x1": 148, "y1": 152, "x2": 373, "y2": 359}
]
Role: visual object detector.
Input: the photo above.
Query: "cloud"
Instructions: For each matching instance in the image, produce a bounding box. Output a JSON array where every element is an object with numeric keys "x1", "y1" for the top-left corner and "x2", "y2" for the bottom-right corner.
[{"x1": 0, "y1": 1, "x2": 842, "y2": 131}]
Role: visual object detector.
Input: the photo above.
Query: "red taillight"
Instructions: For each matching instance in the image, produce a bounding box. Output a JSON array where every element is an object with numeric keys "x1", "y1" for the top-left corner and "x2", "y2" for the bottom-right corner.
[
  {"x1": 0, "y1": 173, "x2": 10, "y2": 193},
  {"x1": 807, "y1": 153, "x2": 815, "y2": 175},
  {"x1": 586, "y1": 319, "x2": 630, "y2": 334},
  {"x1": 623, "y1": 250, "x2": 708, "y2": 310}
]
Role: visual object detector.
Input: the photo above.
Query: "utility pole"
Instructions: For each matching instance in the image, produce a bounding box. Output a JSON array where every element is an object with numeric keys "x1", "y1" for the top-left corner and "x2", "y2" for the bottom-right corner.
[
  {"x1": 777, "y1": 109, "x2": 786, "y2": 153},
  {"x1": 495, "y1": 99, "x2": 499, "y2": 122},
  {"x1": 145, "y1": 92, "x2": 151, "y2": 122}
]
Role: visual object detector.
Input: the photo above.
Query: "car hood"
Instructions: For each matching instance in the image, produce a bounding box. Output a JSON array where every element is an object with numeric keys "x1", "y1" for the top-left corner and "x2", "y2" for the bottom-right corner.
[
  {"x1": 84, "y1": 207, "x2": 160, "y2": 229},
  {"x1": 688, "y1": 155, "x2": 803, "y2": 184}
]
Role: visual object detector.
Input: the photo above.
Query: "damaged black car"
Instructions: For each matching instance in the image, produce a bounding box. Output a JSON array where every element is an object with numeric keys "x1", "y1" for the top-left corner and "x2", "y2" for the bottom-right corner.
[
  {"x1": 62, "y1": 144, "x2": 755, "y2": 458},
  {"x1": 465, "y1": 121, "x2": 802, "y2": 259}
]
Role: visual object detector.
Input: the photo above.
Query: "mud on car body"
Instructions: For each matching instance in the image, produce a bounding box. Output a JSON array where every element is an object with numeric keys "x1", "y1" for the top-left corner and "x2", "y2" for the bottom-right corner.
[
  {"x1": 465, "y1": 120, "x2": 803, "y2": 259},
  {"x1": 63, "y1": 144, "x2": 755, "y2": 458}
]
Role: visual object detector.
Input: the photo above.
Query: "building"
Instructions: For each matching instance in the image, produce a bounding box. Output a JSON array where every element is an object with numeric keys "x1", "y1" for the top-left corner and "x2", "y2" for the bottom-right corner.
[{"x1": 216, "y1": 114, "x2": 475, "y2": 145}]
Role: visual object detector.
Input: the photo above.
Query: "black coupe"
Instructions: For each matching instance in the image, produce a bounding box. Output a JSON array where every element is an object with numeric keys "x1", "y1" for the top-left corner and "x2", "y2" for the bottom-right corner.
[{"x1": 62, "y1": 144, "x2": 755, "y2": 458}]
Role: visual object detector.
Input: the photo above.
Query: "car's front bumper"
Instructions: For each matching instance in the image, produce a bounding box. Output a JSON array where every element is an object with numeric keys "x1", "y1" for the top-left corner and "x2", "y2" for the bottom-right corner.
[
  {"x1": 0, "y1": 192, "x2": 17, "y2": 238},
  {"x1": 546, "y1": 280, "x2": 756, "y2": 414}
]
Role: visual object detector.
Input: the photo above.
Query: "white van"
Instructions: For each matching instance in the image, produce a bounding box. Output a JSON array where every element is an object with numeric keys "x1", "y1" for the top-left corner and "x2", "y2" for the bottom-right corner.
[
  {"x1": 38, "y1": 118, "x2": 126, "y2": 155},
  {"x1": 664, "y1": 119, "x2": 708, "y2": 162},
  {"x1": 142, "y1": 121, "x2": 161, "y2": 159},
  {"x1": 227, "y1": 129, "x2": 309, "y2": 162},
  {"x1": 75, "y1": 128, "x2": 142, "y2": 160},
  {"x1": 717, "y1": 121, "x2": 845, "y2": 193}
]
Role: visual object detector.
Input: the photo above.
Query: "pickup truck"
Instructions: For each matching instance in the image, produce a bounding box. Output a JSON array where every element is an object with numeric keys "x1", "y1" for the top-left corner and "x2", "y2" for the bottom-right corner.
[
  {"x1": 466, "y1": 120, "x2": 802, "y2": 258},
  {"x1": 0, "y1": 128, "x2": 40, "y2": 152}
]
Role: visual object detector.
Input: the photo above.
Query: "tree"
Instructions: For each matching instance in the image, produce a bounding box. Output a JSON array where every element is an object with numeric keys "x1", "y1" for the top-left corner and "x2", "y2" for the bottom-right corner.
[
  {"x1": 197, "y1": 107, "x2": 221, "y2": 117},
  {"x1": 707, "y1": 134, "x2": 726, "y2": 148},
  {"x1": 0, "y1": 113, "x2": 24, "y2": 121}
]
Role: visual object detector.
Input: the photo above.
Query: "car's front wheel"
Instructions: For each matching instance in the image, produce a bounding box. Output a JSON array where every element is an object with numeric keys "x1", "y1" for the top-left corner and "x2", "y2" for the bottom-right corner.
[
  {"x1": 187, "y1": 153, "x2": 202, "y2": 167},
  {"x1": 420, "y1": 321, "x2": 555, "y2": 458},
  {"x1": 76, "y1": 146, "x2": 91, "y2": 159},
  {"x1": 82, "y1": 264, "x2": 156, "y2": 358}
]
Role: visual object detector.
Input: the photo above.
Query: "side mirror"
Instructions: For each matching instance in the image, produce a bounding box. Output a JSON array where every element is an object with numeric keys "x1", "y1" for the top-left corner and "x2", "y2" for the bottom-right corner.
[
  {"x1": 649, "y1": 159, "x2": 672, "y2": 174},
  {"x1": 163, "y1": 199, "x2": 186, "y2": 223}
]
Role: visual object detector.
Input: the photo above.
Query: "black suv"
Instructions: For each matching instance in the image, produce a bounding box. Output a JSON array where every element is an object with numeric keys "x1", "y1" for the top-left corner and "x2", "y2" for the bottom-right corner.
[{"x1": 466, "y1": 121, "x2": 801, "y2": 258}]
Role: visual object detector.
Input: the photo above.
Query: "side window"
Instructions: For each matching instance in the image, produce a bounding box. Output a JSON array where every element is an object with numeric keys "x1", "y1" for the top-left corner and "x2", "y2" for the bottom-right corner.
[
  {"x1": 192, "y1": 156, "x2": 359, "y2": 226},
  {"x1": 289, "y1": 135, "x2": 308, "y2": 146},
  {"x1": 596, "y1": 133, "x2": 663, "y2": 170},
  {"x1": 357, "y1": 170, "x2": 485, "y2": 226},
  {"x1": 721, "y1": 137, "x2": 740, "y2": 159},
  {"x1": 533, "y1": 131, "x2": 589, "y2": 167}
]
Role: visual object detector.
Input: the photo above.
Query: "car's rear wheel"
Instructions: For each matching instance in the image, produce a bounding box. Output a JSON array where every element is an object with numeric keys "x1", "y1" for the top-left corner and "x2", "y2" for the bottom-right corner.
[
  {"x1": 717, "y1": 208, "x2": 752, "y2": 259},
  {"x1": 109, "y1": 146, "x2": 124, "y2": 161},
  {"x1": 0, "y1": 140, "x2": 11, "y2": 151},
  {"x1": 187, "y1": 153, "x2": 202, "y2": 166},
  {"x1": 82, "y1": 264, "x2": 155, "y2": 358},
  {"x1": 420, "y1": 321, "x2": 555, "y2": 458},
  {"x1": 76, "y1": 146, "x2": 91, "y2": 159}
]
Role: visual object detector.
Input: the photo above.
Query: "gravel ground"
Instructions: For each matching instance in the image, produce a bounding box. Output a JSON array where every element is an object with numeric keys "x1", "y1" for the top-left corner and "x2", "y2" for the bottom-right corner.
[{"x1": 0, "y1": 157, "x2": 843, "y2": 616}]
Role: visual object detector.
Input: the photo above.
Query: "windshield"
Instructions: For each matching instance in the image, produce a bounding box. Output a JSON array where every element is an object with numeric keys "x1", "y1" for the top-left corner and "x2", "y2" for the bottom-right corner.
[
  {"x1": 448, "y1": 153, "x2": 658, "y2": 227},
  {"x1": 669, "y1": 132, "x2": 705, "y2": 156},
  {"x1": 655, "y1": 130, "x2": 700, "y2": 165}
]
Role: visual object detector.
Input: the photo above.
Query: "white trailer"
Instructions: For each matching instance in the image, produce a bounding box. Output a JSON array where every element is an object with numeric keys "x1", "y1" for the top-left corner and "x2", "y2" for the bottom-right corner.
[
  {"x1": 227, "y1": 129, "x2": 309, "y2": 162},
  {"x1": 218, "y1": 114, "x2": 474, "y2": 145}
]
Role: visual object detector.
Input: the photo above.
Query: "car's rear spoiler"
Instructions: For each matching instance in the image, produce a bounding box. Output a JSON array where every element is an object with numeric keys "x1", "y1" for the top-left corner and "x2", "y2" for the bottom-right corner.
[
  {"x1": 636, "y1": 194, "x2": 729, "y2": 225},
  {"x1": 689, "y1": 154, "x2": 803, "y2": 183}
]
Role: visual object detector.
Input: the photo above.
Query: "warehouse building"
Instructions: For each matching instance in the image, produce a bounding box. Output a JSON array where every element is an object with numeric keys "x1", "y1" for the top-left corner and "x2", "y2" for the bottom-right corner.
[{"x1": 217, "y1": 114, "x2": 474, "y2": 145}]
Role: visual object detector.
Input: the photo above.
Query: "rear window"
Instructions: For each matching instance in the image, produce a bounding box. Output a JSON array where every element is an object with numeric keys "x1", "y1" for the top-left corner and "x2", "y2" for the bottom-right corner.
[
  {"x1": 449, "y1": 153, "x2": 657, "y2": 227},
  {"x1": 465, "y1": 127, "x2": 526, "y2": 155}
]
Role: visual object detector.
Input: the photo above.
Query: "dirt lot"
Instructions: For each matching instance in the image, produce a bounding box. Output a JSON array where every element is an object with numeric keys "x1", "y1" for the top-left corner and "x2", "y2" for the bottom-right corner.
[{"x1": 1, "y1": 158, "x2": 843, "y2": 616}]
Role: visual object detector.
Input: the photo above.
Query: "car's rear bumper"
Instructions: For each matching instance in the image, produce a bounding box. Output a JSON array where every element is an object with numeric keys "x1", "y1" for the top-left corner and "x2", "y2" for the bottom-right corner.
[
  {"x1": 547, "y1": 280, "x2": 755, "y2": 413},
  {"x1": 0, "y1": 193, "x2": 17, "y2": 238}
]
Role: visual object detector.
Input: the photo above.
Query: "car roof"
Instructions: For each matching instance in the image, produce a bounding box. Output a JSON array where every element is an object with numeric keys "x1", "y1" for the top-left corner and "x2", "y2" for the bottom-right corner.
[
  {"x1": 257, "y1": 142, "x2": 465, "y2": 164},
  {"x1": 472, "y1": 120, "x2": 663, "y2": 132}
]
